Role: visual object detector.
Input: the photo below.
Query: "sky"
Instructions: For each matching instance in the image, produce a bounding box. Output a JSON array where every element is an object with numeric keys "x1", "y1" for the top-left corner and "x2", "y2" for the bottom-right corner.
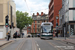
[{"x1": 13, "y1": 0, "x2": 51, "y2": 16}]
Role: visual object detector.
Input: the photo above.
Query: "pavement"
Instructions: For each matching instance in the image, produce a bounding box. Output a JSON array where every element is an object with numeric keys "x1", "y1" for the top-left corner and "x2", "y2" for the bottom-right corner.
[
  {"x1": 54, "y1": 37, "x2": 75, "y2": 45},
  {"x1": 0, "y1": 38, "x2": 23, "y2": 47},
  {"x1": 0, "y1": 39, "x2": 13, "y2": 47}
]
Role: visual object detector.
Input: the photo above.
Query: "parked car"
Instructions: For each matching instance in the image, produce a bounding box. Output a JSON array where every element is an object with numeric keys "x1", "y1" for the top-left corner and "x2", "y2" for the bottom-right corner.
[
  {"x1": 27, "y1": 35, "x2": 30, "y2": 38},
  {"x1": 13, "y1": 34, "x2": 20, "y2": 38},
  {"x1": 17, "y1": 34, "x2": 20, "y2": 38}
]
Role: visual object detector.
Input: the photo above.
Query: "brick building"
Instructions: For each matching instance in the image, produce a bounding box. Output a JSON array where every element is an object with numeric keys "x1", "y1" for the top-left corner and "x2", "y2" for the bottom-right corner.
[
  {"x1": 31, "y1": 12, "x2": 49, "y2": 37},
  {"x1": 48, "y1": 0, "x2": 62, "y2": 32}
]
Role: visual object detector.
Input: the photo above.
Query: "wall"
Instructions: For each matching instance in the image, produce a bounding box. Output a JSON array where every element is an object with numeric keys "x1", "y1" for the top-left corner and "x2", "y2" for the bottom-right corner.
[
  {"x1": 0, "y1": 0, "x2": 16, "y2": 39},
  {"x1": 23, "y1": 30, "x2": 27, "y2": 37},
  {"x1": 54, "y1": 0, "x2": 62, "y2": 28},
  {"x1": 69, "y1": 10, "x2": 73, "y2": 21},
  {"x1": 69, "y1": 0, "x2": 73, "y2": 8}
]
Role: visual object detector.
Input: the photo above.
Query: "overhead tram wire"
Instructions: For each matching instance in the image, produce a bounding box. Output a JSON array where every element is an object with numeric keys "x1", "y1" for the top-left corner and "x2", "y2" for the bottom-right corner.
[
  {"x1": 24, "y1": 0, "x2": 32, "y2": 15},
  {"x1": 30, "y1": 8, "x2": 48, "y2": 13},
  {"x1": 24, "y1": 0, "x2": 49, "y2": 15}
]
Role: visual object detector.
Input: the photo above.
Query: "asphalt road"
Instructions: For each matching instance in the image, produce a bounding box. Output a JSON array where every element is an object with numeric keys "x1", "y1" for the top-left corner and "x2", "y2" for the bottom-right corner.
[{"x1": 0, "y1": 38, "x2": 75, "y2": 50}]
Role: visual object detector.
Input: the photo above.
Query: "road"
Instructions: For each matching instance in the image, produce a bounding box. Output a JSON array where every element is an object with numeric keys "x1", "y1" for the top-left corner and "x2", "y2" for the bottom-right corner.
[{"x1": 0, "y1": 38, "x2": 75, "y2": 50}]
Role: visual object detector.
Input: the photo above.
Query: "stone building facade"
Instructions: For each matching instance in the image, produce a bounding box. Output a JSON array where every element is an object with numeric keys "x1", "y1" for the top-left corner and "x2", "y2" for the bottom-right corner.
[{"x1": 0, "y1": 0, "x2": 16, "y2": 39}]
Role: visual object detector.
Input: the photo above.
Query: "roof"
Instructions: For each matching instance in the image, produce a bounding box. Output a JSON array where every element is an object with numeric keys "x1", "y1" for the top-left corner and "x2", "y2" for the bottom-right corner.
[
  {"x1": 41, "y1": 22, "x2": 53, "y2": 26},
  {"x1": 32, "y1": 14, "x2": 48, "y2": 17}
]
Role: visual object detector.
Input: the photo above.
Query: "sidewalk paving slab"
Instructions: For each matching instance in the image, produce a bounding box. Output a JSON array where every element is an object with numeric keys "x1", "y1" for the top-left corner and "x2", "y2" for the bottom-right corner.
[
  {"x1": 0, "y1": 38, "x2": 25, "y2": 47},
  {"x1": 0, "y1": 40, "x2": 13, "y2": 47}
]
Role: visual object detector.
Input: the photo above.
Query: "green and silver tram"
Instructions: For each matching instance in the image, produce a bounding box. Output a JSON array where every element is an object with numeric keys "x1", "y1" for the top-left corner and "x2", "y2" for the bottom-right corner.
[{"x1": 40, "y1": 22, "x2": 53, "y2": 39}]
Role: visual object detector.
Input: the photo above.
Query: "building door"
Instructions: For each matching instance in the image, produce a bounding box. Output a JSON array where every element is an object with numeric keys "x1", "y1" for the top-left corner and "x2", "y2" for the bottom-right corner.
[{"x1": 0, "y1": 32, "x2": 3, "y2": 39}]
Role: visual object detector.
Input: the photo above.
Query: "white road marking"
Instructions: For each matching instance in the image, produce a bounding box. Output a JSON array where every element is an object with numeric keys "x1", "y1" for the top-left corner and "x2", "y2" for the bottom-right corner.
[
  {"x1": 39, "y1": 48, "x2": 41, "y2": 50},
  {"x1": 37, "y1": 44, "x2": 39, "y2": 46}
]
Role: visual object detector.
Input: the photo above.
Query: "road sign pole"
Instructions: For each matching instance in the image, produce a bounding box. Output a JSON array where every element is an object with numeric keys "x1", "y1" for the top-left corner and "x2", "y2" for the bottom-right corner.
[{"x1": 6, "y1": 27, "x2": 8, "y2": 40}]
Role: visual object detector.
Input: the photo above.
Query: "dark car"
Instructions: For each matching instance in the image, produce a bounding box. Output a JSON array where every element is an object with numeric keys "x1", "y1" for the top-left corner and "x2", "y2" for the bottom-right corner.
[
  {"x1": 13, "y1": 34, "x2": 20, "y2": 38},
  {"x1": 27, "y1": 35, "x2": 30, "y2": 38},
  {"x1": 17, "y1": 34, "x2": 20, "y2": 38}
]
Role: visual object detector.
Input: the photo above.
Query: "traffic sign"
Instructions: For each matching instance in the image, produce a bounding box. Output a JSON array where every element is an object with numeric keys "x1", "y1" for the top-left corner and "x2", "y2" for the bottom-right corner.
[
  {"x1": 6, "y1": 25, "x2": 8, "y2": 27},
  {"x1": 6, "y1": 23, "x2": 8, "y2": 25}
]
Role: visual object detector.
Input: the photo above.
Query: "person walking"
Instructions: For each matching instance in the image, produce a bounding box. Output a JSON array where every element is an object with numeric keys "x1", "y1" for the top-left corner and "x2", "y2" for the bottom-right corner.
[
  {"x1": 56, "y1": 31, "x2": 58, "y2": 37},
  {"x1": 14, "y1": 31, "x2": 18, "y2": 39},
  {"x1": 7, "y1": 31, "x2": 10, "y2": 41},
  {"x1": 22, "y1": 32, "x2": 24, "y2": 38}
]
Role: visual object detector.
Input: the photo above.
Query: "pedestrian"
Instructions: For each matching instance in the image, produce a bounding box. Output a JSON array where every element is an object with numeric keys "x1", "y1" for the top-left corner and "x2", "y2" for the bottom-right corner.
[
  {"x1": 54, "y1": 31, "x2": 57, "y2": 37},
  {"x1": 17, "y1": 34, "x2": 20, "y2": 38},
  {"x1": 22, "y1": 32, "x2": 24, "y2": 38},
  {"x1": 14, "y1": 31, "x2": 18, "y2": 39},
  {"x1": 7, "y1": 31, "x2": 10, "y2": 41},
  {"x1": 56, "y1": 31, "x2": 58, "y2": 37}
]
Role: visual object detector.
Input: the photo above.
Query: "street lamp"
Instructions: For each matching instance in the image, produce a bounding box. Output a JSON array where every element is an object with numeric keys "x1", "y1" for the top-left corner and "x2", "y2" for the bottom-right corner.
[
  {"x1": 56, "y1": 16, "x2": 58, "y2": 37},
  {"x1": 56, "y1": 16, "x2": 58, "y2": 27}
]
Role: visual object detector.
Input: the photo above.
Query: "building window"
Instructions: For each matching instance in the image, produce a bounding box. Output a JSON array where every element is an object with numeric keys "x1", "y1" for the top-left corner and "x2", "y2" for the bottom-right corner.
[
  {"x1": 28, "y1": 32, "x2": 30, "y2": 34},
  {"x1": 34, "y1": 25, "x2": 35, "y2": 28},
  {"x1": 38, "y1": 25, "x2": 40, "y2": 27},
  {"x1": 28, "y1": 29, "x2": 30, "y2": 30},
  {"x1": 37, "y1": 25, "x2": 40, "y2": 28},
  {"x1": 34, "y1": 29, "x2": 35, "y2": 33},
  {"x1": 37, "y1": 29, "x2": 40, "y2": 32},
  {"x1": 38, "y1": 21, "x2": 40, "y2": 23},
  {"x1": 34, "y1": 21, "x2": 35, "y2": 23}
]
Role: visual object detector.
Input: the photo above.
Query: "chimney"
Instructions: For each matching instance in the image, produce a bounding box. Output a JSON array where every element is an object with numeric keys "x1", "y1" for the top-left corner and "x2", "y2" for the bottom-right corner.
[
  {"x1": 37, "y1": 12, "x2": 39, "y2": 16},
  {"x1": 41, "y1": 12, "x2": 43, "y2": 16},
  {"x1": 33, "y1": 13, "x2": 35, "y2": 16}
]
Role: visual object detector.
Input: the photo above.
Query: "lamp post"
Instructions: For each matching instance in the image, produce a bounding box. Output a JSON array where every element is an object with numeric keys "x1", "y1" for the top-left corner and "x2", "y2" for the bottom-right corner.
[
  {"x1": 56, "y1": 16, "x2": 58, "y2": 37},
  {"x1": 56, "y1": 16, "x2": 58, "y2": 28}
]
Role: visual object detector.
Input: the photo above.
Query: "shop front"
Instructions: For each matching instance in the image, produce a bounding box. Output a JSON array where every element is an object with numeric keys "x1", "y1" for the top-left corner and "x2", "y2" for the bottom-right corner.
[
  {"x1": 68, "y1": 24, "x2": 75, "y2": 37},
  {"x1": 63, "y1": 21, "x2": 75, "y2": 37}
]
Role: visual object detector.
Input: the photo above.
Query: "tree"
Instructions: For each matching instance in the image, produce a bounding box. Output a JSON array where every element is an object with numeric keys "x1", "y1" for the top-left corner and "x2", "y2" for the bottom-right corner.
[{"x1": 16, "y1": 10, "x2": 33, "y2": 32}]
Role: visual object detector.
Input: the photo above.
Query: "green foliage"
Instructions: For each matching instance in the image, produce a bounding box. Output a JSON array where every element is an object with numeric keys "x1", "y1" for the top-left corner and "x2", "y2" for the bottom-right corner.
[{"x1": 16, "y1": 10, "x2": 33, "y2": 30}]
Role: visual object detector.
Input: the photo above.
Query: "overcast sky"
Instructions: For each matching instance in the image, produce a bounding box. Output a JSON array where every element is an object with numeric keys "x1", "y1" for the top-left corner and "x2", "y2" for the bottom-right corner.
[{"x1": 13, "y1": 0, "x2": 50, "y2": 16}]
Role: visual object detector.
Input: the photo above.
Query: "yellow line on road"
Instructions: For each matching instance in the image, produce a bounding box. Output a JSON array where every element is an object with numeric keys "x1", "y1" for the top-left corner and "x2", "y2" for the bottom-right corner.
[
  {"x1": 18, "y1": 39, "x2": 26, "y2": 50},
  {"x1": 15, "y1": 39, "x2": 26, "y2": 50}
]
